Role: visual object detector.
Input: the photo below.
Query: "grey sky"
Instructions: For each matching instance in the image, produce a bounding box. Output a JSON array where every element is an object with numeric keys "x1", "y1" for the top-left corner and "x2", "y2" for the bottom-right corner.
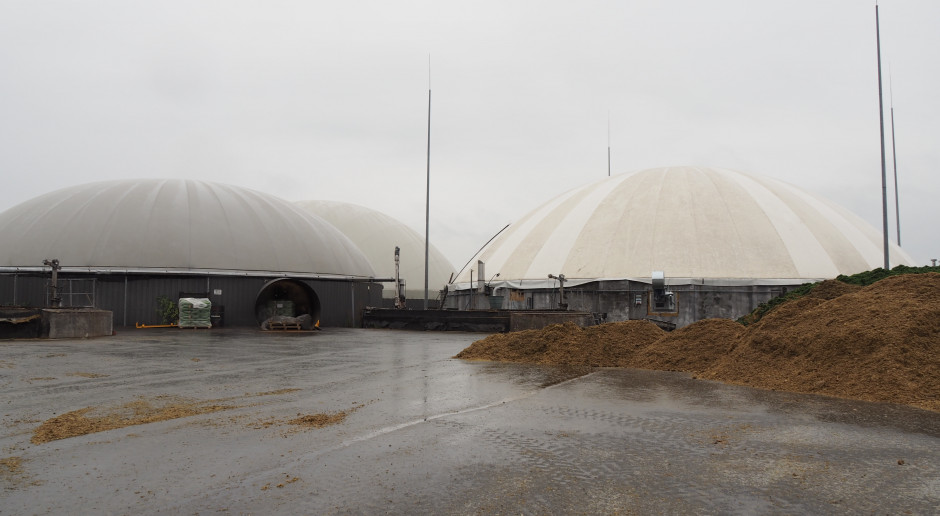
[{"x1": 1, "y1": 0, "x2": 937, "y2": 271}]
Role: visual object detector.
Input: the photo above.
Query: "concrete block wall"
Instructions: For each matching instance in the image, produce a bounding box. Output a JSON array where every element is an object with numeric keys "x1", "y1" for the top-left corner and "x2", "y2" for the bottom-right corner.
[
  {"x1": 42, "y1": 309, "x2": 113, "y2": 339},
  {"x1": 446, "y1": 280, "x2": 799, "y2": 329}
]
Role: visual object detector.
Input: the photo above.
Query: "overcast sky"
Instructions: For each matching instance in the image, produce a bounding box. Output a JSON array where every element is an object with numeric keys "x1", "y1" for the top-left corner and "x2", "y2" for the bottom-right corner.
[{"x1": 1, "y1": 0, "x2": 937, "y2": 272}]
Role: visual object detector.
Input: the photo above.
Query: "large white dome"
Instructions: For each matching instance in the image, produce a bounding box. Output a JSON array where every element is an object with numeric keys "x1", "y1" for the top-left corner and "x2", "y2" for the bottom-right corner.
[
  {"x1": 295, "y1": 200, "x2": 455, "y2": 297},
  {"x1": 0, "y1": 179, "x2": 375, "y2": 278},
  {"x1": 454, "y1": 166, "x2": 914, "y2": 286}
]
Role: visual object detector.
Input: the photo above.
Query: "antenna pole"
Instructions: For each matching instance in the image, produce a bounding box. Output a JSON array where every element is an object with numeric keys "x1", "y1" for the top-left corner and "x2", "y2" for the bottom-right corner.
[
  {"x1": 876, "y1": 4, "x2": 890, "y2": 269},
  {"x1": 424, "y1": 58, "x2": 431, "y2": 310},
  {"x1": 889, "y1": 73, "x2": 901, "y2": 246},
  {"x1": 607, "y1": 112, "x2": 611, "y2": 177}
]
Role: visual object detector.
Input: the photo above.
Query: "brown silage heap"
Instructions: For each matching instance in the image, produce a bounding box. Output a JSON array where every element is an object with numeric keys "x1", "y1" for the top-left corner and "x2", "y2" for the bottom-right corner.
[
  {"x1": 458, "y1": 321, "x2": 667, "y2": 368},
  {"x1": 456, "y1": 273, "x2": 940, "y2": 412}
]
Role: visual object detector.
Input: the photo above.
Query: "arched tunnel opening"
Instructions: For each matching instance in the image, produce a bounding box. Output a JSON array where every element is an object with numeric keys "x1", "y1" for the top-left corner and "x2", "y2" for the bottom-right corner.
[{"x1": 255, "y1": 279, "x2": 321, "y2": 326}]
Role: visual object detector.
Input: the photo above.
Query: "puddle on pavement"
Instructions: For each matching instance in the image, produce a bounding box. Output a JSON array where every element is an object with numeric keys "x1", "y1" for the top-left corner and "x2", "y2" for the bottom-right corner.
[
  {"x1": 469, "y1": 363, "x2": 940, "y2": 438},
  {"x1": 475, "y1": 362, "x2": 594, "y2": 389}
]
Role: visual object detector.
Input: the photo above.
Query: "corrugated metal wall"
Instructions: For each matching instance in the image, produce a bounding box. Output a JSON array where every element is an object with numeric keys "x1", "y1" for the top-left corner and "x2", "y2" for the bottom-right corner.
[
  {"x1": 308, "y1": 280, "x2": 382, "y2": 327},
  {"x1": 444, "y1": 280, "x2": 794, "y2": 329},
  {"x1": 97, "y1": 275, "x2": 203, "y2": 326},
  {"x1": 0, "y1": 272, "x2": 382, "y2": 328},
  {"x1": 207, "y1": 276, "x2": 270, "y2": 327},
  {"x1": 0, "y1": 273, "x2": 46, "y2": 307}
]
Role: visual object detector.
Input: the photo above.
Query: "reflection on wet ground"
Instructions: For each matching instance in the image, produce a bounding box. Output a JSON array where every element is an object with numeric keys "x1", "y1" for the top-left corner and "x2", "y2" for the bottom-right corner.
[
  {"x1": 581, "y1": 365, "x2": 940, "y2": 438},
  {"x1": 1, "y1": 328, "x2": 938, "y2": 514},
  {"x1": 473, "y1": 362, "x2": 594, "y2": 388}
]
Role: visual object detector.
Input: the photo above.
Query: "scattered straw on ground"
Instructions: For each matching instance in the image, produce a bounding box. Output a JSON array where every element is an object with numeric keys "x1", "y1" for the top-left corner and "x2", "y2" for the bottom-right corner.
[
  {"x1": 457, "y1": 273, "x2": 940, "y2": 412},
  {"x1": 247, "y1": 402, "x2": 367, "y2": 435},
  {"x1": 29, "y1": 389, "x2": 365, "y2": 444},
  {"x1": 251, "y1": 388, "x2": 302, "y2": 397},
  {"x1": 31, "y1": 396, "x2": 234, "y2": 444},
  {"x1": 66, "y1": 372, "x2": 109, "y2": 378},
  {"x1": 0, "y1": 456, "x2": 36, "y2": 487},
  {"x1": 288, "y1": 402, "x2": 367, "y2": 430},
  {"x1": 261, "y1": 474, "x2": 301, "y2": 490},
  {"x1": 1, "y1": 456, "x2": 23, "y2": 475},
  {"x1": 289, "y1": 412, "x2": 348, "y2": 428}
]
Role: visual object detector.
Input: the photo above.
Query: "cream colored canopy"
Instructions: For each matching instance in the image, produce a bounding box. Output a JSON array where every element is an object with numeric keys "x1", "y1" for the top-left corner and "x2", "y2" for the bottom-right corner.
[
  {"x1": 0, "y1": 179, "x2": 375, "y2": 278},
  {"x1": 295, "y1": 200, "x2": 455, "y2": 298},
  {"x1": 452, "y1": 166, "x2": 914, "y2": 288}
]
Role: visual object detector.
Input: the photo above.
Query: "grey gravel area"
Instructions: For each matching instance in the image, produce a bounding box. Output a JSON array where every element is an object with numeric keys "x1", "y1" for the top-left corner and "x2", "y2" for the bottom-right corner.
[{"x1": 1, "y1": 328, "x2": 938, "y2": 515}]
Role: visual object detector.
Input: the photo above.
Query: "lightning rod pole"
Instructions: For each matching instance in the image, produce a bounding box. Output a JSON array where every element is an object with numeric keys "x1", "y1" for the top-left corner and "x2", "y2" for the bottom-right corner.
[
  {"x1": 876, "y1": 4, "x2": 890, "y2": 270},
  {"x1": 424, "y1": 62, "x2": 431, "y2": 310}
]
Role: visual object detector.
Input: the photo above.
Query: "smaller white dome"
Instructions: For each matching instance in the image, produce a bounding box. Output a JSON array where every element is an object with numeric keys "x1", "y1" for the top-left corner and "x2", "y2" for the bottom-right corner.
[{"x1": 295, "y1": 200, "x2": 455, "y2": 298}]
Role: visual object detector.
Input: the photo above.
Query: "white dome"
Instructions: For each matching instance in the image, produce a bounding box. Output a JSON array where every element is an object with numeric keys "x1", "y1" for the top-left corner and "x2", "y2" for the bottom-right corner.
[
  {"x1": 0, "y1": 179, "x2": 375, "y2": 277},
  {"x1": 454, "y1": 166, "x2": 914, "y2": 286},
  {"x1": 295, "y1": 200, "x2": 455, "y2": 297}
]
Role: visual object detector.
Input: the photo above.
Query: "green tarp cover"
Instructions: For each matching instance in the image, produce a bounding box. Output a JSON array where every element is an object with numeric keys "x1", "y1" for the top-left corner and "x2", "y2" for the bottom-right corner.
[{"x1": 179, "y1": 297, "x2": 211, "y2": 328}]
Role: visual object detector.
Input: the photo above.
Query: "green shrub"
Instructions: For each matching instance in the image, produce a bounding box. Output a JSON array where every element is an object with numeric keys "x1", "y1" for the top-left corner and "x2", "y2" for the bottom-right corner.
[
  {"x1": 156, "y1": 295, "x2": 179, "y2": 325},
  {"x1": 836, "y1": 264, "x2": 940, "y2": 286}
]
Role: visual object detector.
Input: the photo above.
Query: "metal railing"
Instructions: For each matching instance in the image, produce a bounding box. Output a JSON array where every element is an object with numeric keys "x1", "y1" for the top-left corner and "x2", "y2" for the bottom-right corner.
[{"x1": 46, "y1": 278, "x2": 96, "y2": 308}]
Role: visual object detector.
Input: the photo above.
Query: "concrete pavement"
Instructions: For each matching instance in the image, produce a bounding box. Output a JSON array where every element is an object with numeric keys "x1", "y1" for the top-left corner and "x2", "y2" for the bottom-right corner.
[{"x1": 1, "y1": 328, "x2": 938, "y2": 514}]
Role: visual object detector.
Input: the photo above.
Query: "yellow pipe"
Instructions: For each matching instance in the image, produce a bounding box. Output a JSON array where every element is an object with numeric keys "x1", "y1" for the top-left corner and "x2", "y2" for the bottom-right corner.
[{"x1": 135, "y1": 322, "x2": 178, "y2": 329}]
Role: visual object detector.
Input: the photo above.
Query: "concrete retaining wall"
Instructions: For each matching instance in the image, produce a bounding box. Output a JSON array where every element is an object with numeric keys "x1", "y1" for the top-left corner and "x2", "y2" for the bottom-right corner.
[
  {"x1": 508, "y1": 312, "x2": 595, "y2": 331},
  {"x1": 445, "y1": 279, "x2": 799, "y2": 329},
  {"x1": 42, "y1": 309, "x2": 113, "y2": 339},
  {"x1": 362, "y1": 309, "x2": 598, "y2": 333}
]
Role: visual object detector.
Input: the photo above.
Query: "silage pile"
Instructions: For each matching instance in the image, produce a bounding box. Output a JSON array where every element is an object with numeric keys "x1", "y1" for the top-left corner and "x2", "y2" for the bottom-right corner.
[
  {"x1": 456, "y1": 321, "x2": 666, "y2": 367},
  {"x1": 456, "y1": 273, "x2": 940, "y2": 412}
]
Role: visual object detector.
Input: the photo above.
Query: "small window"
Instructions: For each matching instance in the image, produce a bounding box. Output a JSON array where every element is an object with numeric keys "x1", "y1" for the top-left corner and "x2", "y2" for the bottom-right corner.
[{"x1": 648, "y1": 291, "x2": 678, "y2": 315}]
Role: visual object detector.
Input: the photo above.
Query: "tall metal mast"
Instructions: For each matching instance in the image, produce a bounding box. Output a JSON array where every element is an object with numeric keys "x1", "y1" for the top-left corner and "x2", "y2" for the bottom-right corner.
[
  {"x1": 875, "y1": 4, "x2": 890, "y2": 270},
  {"x1": 424, "y1": 59, "x2": 431, "y2": 310}
]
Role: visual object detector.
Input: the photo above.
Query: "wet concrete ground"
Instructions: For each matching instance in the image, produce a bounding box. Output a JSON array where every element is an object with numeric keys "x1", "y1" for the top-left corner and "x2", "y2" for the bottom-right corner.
[{"x1": 1, "y1": 328, "x2": 938, "y2": 515}]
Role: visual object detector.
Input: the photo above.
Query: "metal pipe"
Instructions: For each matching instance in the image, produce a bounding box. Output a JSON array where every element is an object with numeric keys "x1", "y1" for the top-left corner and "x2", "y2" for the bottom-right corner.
[
  {"x1": 547, "y1": 273, "x2": 567, "y2": 309},
  {"x1": 43, "y1": 259, "x2": 61, "y2": 307},
  {"x1": 136, "y1": 322, "x2": 177, "y2": 329},
  {"x1": 453, "y1": 224, "x2": 510, "y2": 280},
  {"x1": 394, "y1": 246, "x2": 402, "y2": 309},
  {"x1": 424, "y1": 85, "x2": 431, "y2": 310},
  {"x1": 876, "y1": 4, "x2": 890, "y2": 269}
]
